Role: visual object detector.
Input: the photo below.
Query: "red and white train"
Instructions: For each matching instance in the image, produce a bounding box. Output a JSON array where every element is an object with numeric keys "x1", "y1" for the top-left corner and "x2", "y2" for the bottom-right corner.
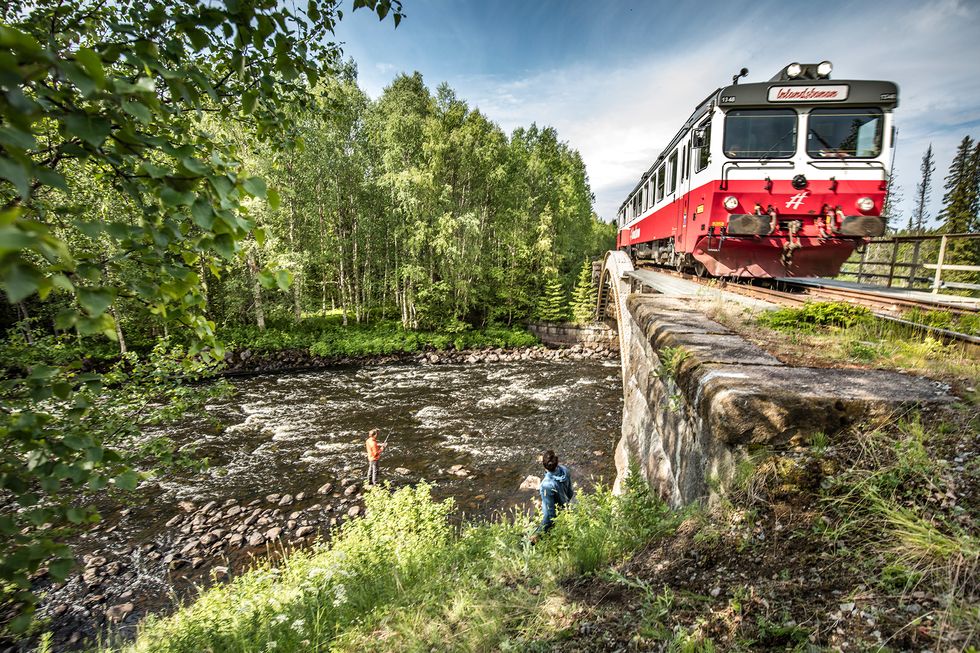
[{"x1": 617, "y1": 61, "x2": 897, "y2": 277}]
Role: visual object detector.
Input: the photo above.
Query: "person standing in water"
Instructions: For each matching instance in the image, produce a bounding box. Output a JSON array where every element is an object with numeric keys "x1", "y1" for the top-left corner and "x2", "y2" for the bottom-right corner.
[
  {"x1": 365, "y1": 428, "x2": 386, "y2": 486},
  {"x1": 532, "y1": 449, "x2": 573, "y2": 542}
]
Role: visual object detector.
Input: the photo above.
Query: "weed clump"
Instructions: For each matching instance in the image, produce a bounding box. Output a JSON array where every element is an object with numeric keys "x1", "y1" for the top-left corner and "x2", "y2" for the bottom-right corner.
[{"x1": 757, "y1": 301, "x2": 873, "y2": 332}]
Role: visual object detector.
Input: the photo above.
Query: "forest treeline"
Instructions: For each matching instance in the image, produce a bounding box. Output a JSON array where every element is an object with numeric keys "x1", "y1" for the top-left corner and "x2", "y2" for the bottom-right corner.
[
  {"x1": 3, "y1": 63, "x2": 613, "y2": 349},
  {"x1": 231, "y1": 65, "x2": 612, "y2": 334}
]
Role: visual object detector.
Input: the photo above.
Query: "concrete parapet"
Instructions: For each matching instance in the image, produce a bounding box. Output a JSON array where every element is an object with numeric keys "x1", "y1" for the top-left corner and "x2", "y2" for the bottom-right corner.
[{"x1": 615, "y1": 294, "x2": 952, "y2": 507}]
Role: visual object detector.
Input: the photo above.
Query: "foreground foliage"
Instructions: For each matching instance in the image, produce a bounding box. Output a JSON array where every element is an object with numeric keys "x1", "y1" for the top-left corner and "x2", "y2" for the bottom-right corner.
[
  {"x1": 114, "y1": 476, "x2": 675, "y2": 652},
  {"x1": 0, "y1": 0, "x2": 401, "y2": 624}
]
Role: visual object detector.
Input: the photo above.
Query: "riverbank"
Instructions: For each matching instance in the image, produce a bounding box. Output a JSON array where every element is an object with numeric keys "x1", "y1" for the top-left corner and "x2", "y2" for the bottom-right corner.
[
  {"x1": 98, "y1": 406, "x2": 978, "y2": 652},
  {"x1": 11, "y1": 355, "x2": 623, "y2": 652}
]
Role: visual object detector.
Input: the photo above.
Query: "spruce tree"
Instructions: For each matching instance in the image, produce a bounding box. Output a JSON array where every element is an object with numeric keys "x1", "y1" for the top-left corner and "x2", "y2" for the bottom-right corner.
[
  {"x1": 938, "y1": 136, "x2": 980, "y2": 279},
  {"x1": 571, "y1": 259, "x2": 597, "y2": 324},
  {"x1": 881, "y1": 164, "x2": 903, "y2": 231},
  {"x1": 537, "y1": 276, "x2": 569, "y2": 322},
  {"x1": 912, "y1": 144, "x2": 936, "y2": 232}
]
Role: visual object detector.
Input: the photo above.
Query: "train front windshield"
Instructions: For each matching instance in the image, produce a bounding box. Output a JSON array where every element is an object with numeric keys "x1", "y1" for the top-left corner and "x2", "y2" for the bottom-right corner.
[
  {"x1": 806, "y1": 108, "x2": 883, "y2": 158},
  {"x1": 723, "y1": 109, "x2": 797, "y2": 159}
]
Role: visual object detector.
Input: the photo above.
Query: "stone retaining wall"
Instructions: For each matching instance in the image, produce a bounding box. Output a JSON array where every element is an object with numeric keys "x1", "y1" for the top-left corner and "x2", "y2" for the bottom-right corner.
[
  {"x1": 614, "y1": 294, "x2": 952, "y2": 507},
  {"x1": 528, "y1": 322, "x2": 619, "y2": 350}
]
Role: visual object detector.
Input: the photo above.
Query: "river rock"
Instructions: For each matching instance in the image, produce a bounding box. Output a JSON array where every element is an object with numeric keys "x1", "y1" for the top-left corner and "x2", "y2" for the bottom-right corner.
[
  {"x1": 180, "y1": 541, "x2": 198, "y2": 556},
  {"x1": 106, "y1": 602, "x2": 134, "y2": 623},
  {"x1": 295, "y1": 492, "x2": 305, "y2": 502},
  {"x1": 212, "y1": 566, "x2": 229, "y2": 580},
  {"x1": 265, "y1": 493, "x2": 281, "y2": 504},
  {"x1": 347, "y1": 505, "x2": 362, "y2": 518},
  {"x1": 520, "y1": 475, "x2": 541, "y2": 491},
  {"x1": 104, "y1": 561, "x2": 122, "y2": 576},
  {"x1": 317, "y1": 482, "x2": 333, "y2": 495},
  {"x1": 199, "y1": 533, "x2": 217, "y2": 547},
  {"x1": 222, "y1": 499, "x2": 237, "y2": 508},
  {"x1": 178, "y1": 501, "x2": 196, "y2": 513},
  {"x1": 278, "y1": 494, "x2": 294, "y2": 507},
  {"x1": 295, "y1": 525, "x2": 315, "y2": 538},
  {"x1": 395, "y1": 467, "x2": 410, "y2": 475},
  {"x1": 85, "y1": 556, "x2": 106, "y2": 569},
  {"x1": 265, "y1": 527, "x2": 282, "y2": 541},
  {"x1": 200, "y1": 500, "x2": 218, "y2": 515},
  {"x1": 247, "y1": 532, "x2": 265, "y2": 547},
  {"x1": 165, "y1": 515, "x2": 182, "y2": 528},
  {"x1": 449, "y1": 464, "x2": 464, "y2": 472},
  {"x1": 229, "y1": 533, "x2": 244, "y2": 547},
  {"x1": 343, "y1": 484, "x2": 359, "y2": 497},
  {"x1": 82, "y1": 568, "x2": 99, "y2": 586},
  {"x1": 191, "y1": 557, "x2": 205, "y2": 569}
]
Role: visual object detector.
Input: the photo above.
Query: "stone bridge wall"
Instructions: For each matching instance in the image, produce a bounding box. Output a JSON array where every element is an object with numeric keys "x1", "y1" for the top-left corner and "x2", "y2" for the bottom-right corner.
[
  {"x1": 528, "y1": 322, "x2": 619, "y2": 350},
  {"x1": 614, "y1": 293, "x2": 950, "y2": 507}
]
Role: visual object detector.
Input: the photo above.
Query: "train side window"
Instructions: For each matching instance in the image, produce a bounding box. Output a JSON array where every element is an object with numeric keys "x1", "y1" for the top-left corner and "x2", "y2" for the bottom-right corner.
[
  {"x1": 668, "y1": 151, "x2": 678, "y2": 194},
  {"x1": 680, "y1": 142, "x2": 687, "y2": 183},
  {"x1": 695, "y1": 121, "x2": 711, "y2": 172},
  {"x1": 656, "y1": 165, "x2": 665, "y2": 202}
]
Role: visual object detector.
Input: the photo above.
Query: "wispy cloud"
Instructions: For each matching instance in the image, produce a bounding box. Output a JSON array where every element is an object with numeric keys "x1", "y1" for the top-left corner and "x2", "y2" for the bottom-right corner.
[{"x1": 341, "y1": 0, "x2": 980, "y2": 227}]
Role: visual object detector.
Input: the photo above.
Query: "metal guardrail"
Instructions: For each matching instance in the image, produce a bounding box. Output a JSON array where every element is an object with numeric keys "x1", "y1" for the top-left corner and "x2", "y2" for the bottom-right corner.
[{"x1": 840, "y1": 232, "x2": 980, "y2": 294}]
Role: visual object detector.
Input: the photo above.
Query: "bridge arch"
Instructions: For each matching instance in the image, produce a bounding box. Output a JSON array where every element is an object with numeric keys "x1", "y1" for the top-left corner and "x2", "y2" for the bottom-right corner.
[{"x1": 596, "y1": 249, "x2": 635, "y2": 379}]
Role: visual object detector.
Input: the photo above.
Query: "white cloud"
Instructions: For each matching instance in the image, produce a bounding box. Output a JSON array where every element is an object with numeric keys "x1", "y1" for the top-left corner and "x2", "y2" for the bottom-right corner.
[{"x1": 447, "y1": 0, "x2": 980, "y2": 226}]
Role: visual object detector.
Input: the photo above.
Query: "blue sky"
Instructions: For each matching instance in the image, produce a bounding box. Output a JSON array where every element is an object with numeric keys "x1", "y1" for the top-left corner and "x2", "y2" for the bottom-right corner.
[{"x1": 335, "y1": 0, "x2": 980, "y2": 227}]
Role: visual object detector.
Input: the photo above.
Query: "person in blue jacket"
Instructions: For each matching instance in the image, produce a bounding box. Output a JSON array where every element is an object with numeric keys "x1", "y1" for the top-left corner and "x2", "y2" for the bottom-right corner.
[{"x1": 532, "y1": 449, "x2": 573, "y2": 542}]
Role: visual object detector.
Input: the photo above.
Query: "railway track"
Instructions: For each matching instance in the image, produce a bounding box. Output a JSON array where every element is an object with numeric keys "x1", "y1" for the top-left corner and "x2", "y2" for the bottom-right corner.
[{"x1": 641, "y1": 265, "x2": 980, "y2": 347}]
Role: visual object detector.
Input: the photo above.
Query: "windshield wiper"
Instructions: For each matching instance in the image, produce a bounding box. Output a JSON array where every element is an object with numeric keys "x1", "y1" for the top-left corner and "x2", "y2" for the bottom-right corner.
[{"x1": 758, "y1": 127, "x2": 797, "y2": 162}]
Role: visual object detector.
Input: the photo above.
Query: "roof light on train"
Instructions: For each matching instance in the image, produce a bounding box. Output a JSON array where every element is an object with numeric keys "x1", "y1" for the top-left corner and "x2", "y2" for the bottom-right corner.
[
  {"x1": 723, "y1": 196, "x2": 739, "y2": 211},
  {"x1": 786, "y1": 63, "x2": 803, "y2": 79},
  {"x1": 856, "y1": 197, "x2": 875, "y2": 212},
  {"x1": 817, "y1": 60, "x2": 833, "y2": 78}
]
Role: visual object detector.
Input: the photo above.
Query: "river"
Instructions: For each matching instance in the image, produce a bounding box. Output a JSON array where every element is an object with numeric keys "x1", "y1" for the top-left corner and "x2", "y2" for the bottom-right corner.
[{"x1": 38, "y1": 357, "x2": 623, "y2": 649}]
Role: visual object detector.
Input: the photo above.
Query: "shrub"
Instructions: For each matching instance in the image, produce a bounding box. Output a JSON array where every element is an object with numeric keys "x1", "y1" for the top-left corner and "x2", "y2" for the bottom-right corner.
[{"x1": 758, "y1": 302, "x2": 874, "y2": 332}]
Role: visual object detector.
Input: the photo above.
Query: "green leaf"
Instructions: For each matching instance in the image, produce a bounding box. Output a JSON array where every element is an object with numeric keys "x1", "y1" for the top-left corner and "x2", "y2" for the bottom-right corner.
[
  {"x1": 75, "y1": 48, "x2": 106, "y2": 87},
  {"x1": 112, "y1": 470, "x2": 140, "y2": 491},
  {"x1": 122, "y1": 99, "x2": 152, "y2": 123},
  {"x1": 242, "y1": 176, "x2": 267, "y2": 198},
  {"x1": 254, "y1": 227, "x2": 266, "y2": 246},
  {"x1": 0, "y1": 156, "x2": 30, "y2": 198},
  {"x1": 48, "y1": 558, "x2": 74, "y2": 581},
  {"x1": 77, "y1": 287, "x2": 114, "y2": 317},
  {"x1": 8, "y1": 613, "x2": 31, "y2": 634},
  {"x1": 267, "y1": 188, "x2": 281, "y2": 210},
  {"x1": 161, "y1": 187, "x2": 194, "y2": 206},
  {"x1": 3, "y1": 262, "x2": 44, "y2": 302},
  {"x1": 276, "y1": 269, "x2": 292, "y2": 291},
  {"x1": 191, "y1": 197, "x2": 216, "y2": 228},
  {"x1": 64, "y1": 114, "x2": 112, "y2": 148},
  {"x1": 242, "y1": 91, "x2": 257, "y2": 114},
  {"x1": 66, "y1": 508, "x2": 86, "y2": 524}
]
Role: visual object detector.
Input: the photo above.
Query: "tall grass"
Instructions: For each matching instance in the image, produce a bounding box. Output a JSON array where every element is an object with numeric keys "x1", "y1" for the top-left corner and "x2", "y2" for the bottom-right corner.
[{"x1": 111, "y1": 475, "x2": 675, "y2": 652}]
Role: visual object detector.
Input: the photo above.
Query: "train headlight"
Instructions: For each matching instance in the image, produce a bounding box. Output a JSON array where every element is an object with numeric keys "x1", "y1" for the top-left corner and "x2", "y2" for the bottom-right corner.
[
  {"x1": 723, "y1": 196, "x2": 739, "y2": 211},
  {"x1": 786, "y1": 63, "x2": 803, "y2": 79},
  {"x1": 856, "y1": 196, "x2": 875, "y2": 212},
  {"x1": 817, "y1": 60, "x2": 833, "y2": 78}
]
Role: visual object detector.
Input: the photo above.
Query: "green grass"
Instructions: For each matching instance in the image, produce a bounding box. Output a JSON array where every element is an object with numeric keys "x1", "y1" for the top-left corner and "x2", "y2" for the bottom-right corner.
[
  {"x1": 108, "y1": 473, "x2": 676, "y2": 653},
  {"x1": 220, "y1": 314, "x2": 540, "y2": 358}
]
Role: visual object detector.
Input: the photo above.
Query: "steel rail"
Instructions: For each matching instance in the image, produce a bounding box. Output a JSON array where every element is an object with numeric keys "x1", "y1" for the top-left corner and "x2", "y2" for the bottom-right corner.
[{"x1": 638, "y1": 265, "x2": 980, "y2": 348}]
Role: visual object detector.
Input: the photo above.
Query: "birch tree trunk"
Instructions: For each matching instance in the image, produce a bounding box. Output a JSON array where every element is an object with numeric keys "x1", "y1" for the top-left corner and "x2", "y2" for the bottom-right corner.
[{"x1": 247, "y1": 251, "x2": 266, "y2": 331}]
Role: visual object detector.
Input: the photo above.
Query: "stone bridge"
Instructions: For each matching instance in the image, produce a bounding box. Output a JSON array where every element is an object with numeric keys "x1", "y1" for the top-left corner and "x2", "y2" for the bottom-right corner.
[{"x1": 595, "y1": 251, "x2": 952, "y2": 507}]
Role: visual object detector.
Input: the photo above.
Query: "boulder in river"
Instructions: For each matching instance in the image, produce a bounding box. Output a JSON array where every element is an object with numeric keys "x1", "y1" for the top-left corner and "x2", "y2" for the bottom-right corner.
[
  {"x1": 247, "y1": 532, "x2": 265, "y2": 547},
  {"x1": 264, "y1": 527, "x2": 282, "y2": 541},
  {"x1": 395, "y1": 467, "x2": 410, "y2": 475},
  {"x1": 347, "y1": 505, "x2": 362, "y2": 518},
  {"x1": 343, "y1": 484, "x2": 359, "y2": 497},
  {"x1": 520, "y1": 475, "x2": 541, "y2": 491},
  {"x1": 278, "y1": 494, "x2": 294, "y2": 507},
  {"x1": 106, "y1": 602, "x2": 134, "y2": 623},
  {"x1": 317, "y1": 482, "x2": 333, "y2": 495},
  {"x1": 265, "y1": 493, "x2": 281, "y2": 504}
]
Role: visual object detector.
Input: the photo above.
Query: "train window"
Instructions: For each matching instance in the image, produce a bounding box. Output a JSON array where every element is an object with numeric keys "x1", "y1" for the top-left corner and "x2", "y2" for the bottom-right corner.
[
  {"x1": 723, "y1": 109, "x2": 796, "y2": 159},
  {"x1": 680, "y1": 142, "x2": 687, "y2": 183},
  {"x1": 807, "y1": 108, "x2": 883, "y2": 158},
  {"x1": 668, "y1": 151, "x2": 678, "y2": 194},
  {"x1": 695, "y1": 121, "x2": 711, "y2": 172},
  {"x1": 656, "y1": 165, "x2": 665, "y2": 202}
]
